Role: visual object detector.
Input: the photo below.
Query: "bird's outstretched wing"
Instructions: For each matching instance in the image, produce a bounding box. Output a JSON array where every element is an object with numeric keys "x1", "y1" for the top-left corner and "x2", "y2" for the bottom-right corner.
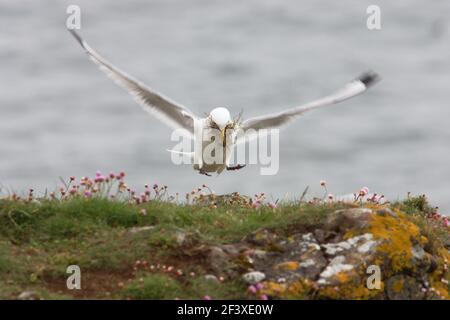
[
  {"x1": 69, "y1": 29, "x2": 197, "y2": 135},
  {"x1": 239, "y1": 71, "x2": 380, "y2": 133}
]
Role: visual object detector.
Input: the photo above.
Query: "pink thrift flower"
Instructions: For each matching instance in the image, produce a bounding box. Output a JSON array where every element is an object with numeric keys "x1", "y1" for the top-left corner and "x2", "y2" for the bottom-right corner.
[
  {"x1": 94, "y1": 175, "x2": 105, "y2": 183},
  {"x1": 268, "y1": 201, "x2": 277, "y2": 209},
  {"x1": 320, "y1": 180, "x2": 327, "y2": 187},
  {"x1": 252, "y1": 201, "x2": 261, "y2": 209},
  {"x1": 359, "y1": 186, "x2": 369, "y2": 197},
  {"x1": 84, "y1": 190, "x2": 92, "y2": 198},
  {"x1": 260, "y1": 294, "x2": 269, "y2": 300},
  {"x1": 203, "y1": 295, "x2": 212, "y2": 300},
  {"x1": 248, "y1": 285, "x2": 257, "y2": 294}
]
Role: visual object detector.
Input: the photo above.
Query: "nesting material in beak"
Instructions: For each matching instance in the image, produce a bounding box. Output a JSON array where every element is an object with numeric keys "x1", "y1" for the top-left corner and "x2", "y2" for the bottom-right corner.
[{"x1": 220, "y1": 128, "x2": 226, "y2": 142}]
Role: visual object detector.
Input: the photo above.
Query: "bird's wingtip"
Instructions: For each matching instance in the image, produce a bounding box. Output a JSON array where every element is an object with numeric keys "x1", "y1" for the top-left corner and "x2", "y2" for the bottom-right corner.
[
  {"x1": 67, "y1": 28, "x2": 84, "y2": 47},
  {"x1": 357, "y1": 70, "x2": 381, "y2": 88}
]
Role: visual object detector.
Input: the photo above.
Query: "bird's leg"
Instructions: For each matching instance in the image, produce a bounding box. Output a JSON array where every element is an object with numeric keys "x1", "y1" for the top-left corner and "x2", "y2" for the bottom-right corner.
[
  {"x1": 199, "y1": 169, "x2": 212, "y2": 177},
  {"x1": 226, "y1": 164, "x2": 246, "y2": 171}
]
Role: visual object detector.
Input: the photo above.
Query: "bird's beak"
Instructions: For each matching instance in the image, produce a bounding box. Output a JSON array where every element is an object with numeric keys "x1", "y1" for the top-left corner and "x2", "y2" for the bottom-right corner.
[{"x1": 220, "y1": 128, "x2": 226, "y2": 142}]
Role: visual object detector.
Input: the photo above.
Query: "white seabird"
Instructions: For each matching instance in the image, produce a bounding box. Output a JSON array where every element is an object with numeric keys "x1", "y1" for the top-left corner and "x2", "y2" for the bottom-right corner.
[{"x1": 69, "y1": 29, "x2": 380, "y2": 176}]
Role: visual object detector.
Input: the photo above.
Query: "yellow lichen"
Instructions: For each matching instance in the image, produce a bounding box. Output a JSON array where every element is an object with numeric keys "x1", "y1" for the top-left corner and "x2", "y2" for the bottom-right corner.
[
  {"x1": 367, "y1": 212, "x2": 420, "y2": 272},
  {"x1": 261, "y1": 279, "x2": 311, "y2": 299},
  {"x1": 391, "y1": 277, "x2": 404, "y2": 293},
  {"x1": 274, "y1": 261, "x2": 299, "y2": 271}
]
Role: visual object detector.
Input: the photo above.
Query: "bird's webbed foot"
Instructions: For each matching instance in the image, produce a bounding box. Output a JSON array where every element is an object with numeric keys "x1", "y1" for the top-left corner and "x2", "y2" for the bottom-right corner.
[{"x1": 226, "y1": 164, "x2": 246, "y2": 171}]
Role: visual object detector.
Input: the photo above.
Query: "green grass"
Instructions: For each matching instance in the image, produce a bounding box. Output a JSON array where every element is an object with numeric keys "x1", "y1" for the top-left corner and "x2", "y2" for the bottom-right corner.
[
  {"x1": 0, "y1": 194, "x2": 446, "y2": 299},
  {"x1": 121, "y1": 274, "x2": 185, "y2": 300}
]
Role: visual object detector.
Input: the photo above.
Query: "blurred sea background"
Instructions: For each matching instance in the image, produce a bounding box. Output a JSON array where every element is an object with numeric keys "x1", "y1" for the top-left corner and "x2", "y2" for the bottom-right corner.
[{"x1": 1, "y1": 0, "x2": 450, "y2": 212}]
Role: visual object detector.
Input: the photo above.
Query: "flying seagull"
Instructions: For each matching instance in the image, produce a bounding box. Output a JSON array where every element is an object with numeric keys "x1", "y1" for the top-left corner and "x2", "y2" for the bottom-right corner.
[{"x1": 69, "y1": 29, "x2": 380, "y2": 176}]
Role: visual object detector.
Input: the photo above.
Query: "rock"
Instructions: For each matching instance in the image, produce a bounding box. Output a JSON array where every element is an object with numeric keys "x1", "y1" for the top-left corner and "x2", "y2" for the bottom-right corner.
[
  {"x1": 326, "y1": 208, "x2": 373, "y2": 232},
  {"x1": 245, "y1": 249, "x2": 268, "y2": 260},
  {"x1": 220, "y1": 244, "x2": 242, "y2": 256},
  {"x1": 317, "y1": 255, "x2": 354, "y2": 285},
  {"x1": 17, "y1": 291, "x2": 40, "y2": 300},
  {"x1": 321, "y1": 233, "x2": 376, "y2": 256},
  {"x1": 175, "y1": 230, "x2": 199, "y2": 246},
  {"x1": 245, "y1": 229, "x2": 278, "y2": 246},
  {"x1": 301, "y1": 233, "x2": 317, "y2": 243},
  {"x1": 376, "y1": 208, "x2": 398, "y2": 218},
  {"x1": 357, "y1": 239, "x2": 378, "y2": 254},
  {"x1": 410, "y1": 245, "x2": 432, "y2": 272},
  {"x1": 204, "y1": 274, "x2": 219, "y2": 283},
  {"x1": 274, "y1": 261, "x2": 299, "y2": 271},
  {"x1": 208, "y1": 246, "x2": 229, "y2": 273},
  {"x1": 411, "y1": 245, "x2": 425, "y2": 260},
  {"x1": 128, "y1": 226, "x2": 155, "y2": 234},
  {"x1": 242, "y1": 271, "x2": 266, "y2": 284},
  {"x1": 386, "y1": 275, "x2": 425, "y2": 300},
  {"x1": 298, "y1": 249, "x2": 328, "y2": 280}
]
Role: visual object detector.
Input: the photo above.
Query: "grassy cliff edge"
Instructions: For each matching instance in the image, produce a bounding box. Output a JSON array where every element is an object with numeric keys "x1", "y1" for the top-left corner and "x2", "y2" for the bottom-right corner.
[{"x1": 0, "y1": 175, "x2": 449, "y2": 300}]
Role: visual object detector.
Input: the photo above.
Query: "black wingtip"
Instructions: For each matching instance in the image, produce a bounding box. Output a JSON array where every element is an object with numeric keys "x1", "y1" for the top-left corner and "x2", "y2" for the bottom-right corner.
[
  {"x1": 68, "y1": 28, "x2": 84, "y2": 47},
  {"x1": 357, "y1": 70, "x2": 381, "y2": 88}
]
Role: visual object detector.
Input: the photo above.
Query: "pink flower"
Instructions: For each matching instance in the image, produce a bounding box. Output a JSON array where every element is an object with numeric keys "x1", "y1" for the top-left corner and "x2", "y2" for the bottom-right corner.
[
  {"x1": 252, "y1": 201, "x2": 261, "y2": 209},
  {"x1": 109, "y1": 172, "x2": 115, "y2": 179},
  {"x1": 203, "y1": 295, "x2": 212, "y2": 300},
  {"x1": 94, "y1": 175, "x2": 105, "y2": 183},
  {"x1": 248, "y1": 285, "x2": 257, "y2": 294},
  {"x1": 359, "y1": 186, "x2": 369, "y2": 197},
  {"x1": 260, "y1": 294, "x2": 269, "y2": 300},
  {"x1": 84, "y1": 190, "x2": 92, "y2": 198},
  {"x1": 255, "y1": 283, "x2": 263, "y2": 291},
  {"x1": 320, "y1": 180, "x2": 327, "y2": 187},
  {"x1": 327, "y1": 194, "x2": 334, "y2": 200},
  {"x1": 268, "y1": 201, "x2": 277, "y2": 209}
]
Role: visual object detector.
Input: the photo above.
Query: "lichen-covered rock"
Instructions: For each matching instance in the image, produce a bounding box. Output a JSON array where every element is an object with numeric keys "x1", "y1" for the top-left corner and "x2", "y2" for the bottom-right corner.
[
  {"x1": 386, "y1": 275, "x2": 425, "y2": 300},
  {"x1": 198, "y1": 206, "x2": 449, "y2": 300}
]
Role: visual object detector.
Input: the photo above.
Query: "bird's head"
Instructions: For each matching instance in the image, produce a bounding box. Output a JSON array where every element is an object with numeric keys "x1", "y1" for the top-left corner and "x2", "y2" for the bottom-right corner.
[{"x1": 209, "y1": 107, "x2": 233, "y2": 141}]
